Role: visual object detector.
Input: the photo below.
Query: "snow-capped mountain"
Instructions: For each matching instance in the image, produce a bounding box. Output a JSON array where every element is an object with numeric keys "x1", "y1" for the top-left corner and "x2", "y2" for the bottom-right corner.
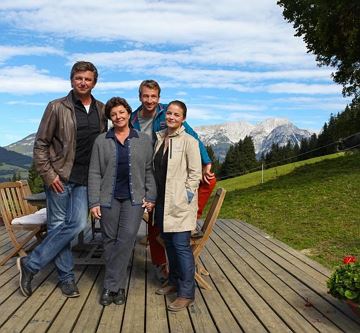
[
  {"x1": 3, "y1": 118, "x2": 313, "y2": 162},
  {"x1": 195, "y1": 118, "x2": 312, "y2": 161},
  {"x1": 260, "y1": 123, "x2": 312, "y2": 156}
]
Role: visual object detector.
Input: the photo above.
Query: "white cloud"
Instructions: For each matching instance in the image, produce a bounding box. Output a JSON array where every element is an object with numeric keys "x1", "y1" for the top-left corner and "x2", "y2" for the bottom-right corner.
[
  {"x1": 6, "y1": 100, "x2": 46, "y2": 106},
  {"x1": 1, "y1": 1, "x2": 285, "y2": 42},
  {"x1": 0, "y1": 45, "x2": 63, "y2": 63},
  {"x1": 0, "y1": 66, "x2": 69, "y2": 94},
  {"x1": 267, "y1": 83, "x2": 342, "y2": 95},
  {"x1": 97, "y1": 81, "x2": 140, "y2": 91},
  {"x1": 2, "y1": 0, "x2": 308, "y2": 68}
]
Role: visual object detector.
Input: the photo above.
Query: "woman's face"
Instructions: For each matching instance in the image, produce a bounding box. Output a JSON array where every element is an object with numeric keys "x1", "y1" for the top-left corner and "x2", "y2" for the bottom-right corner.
[
  {"x1": 165, "y1": 104, "x2": 185, "y2": 130},
  {"x1": 110, "y1": 105, "x2": 130, "y2": 130}
]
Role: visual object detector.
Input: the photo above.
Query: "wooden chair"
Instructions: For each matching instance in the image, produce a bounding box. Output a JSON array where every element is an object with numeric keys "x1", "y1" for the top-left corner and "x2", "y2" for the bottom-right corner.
[
  {"x1": 191, "y1": 187, "x2": 226, "y2": 290},
  {"x1": 0, "y1": 180, "x2": 47, "y2": 265}
]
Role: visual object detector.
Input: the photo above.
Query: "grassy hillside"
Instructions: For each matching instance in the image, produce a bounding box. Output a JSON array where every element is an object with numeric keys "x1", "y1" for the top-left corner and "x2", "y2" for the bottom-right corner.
[
  {"x1": 0, "y1": 146, "x2": 32, "y2": 168},
  {"x1": 0, "y1": 163, "x2": 28, "y2": 182},
  {"x1": 217, "y1": 152, "x2": 360, "y2": 268}
]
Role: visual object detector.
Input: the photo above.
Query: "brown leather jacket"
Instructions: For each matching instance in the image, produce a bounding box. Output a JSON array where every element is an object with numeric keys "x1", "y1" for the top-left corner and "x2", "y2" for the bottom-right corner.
[{"x1": 33, "y1": 91, "x2": 106, "y2": 186}]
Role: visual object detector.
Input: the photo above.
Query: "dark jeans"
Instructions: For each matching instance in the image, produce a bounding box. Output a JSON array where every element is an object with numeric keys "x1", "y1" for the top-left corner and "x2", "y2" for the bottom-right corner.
[
  {"x1": 162, "y1": 231, "x2": 195, "y2": 299},
  {"x1": 101, "y1": 198, "x2": 144, "y2": 292},
  {"x1": 156, "y1": 204, "x2": 195, "y2": 299}
]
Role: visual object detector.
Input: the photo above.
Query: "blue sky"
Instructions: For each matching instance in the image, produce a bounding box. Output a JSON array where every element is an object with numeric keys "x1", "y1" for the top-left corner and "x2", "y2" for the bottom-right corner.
[{"x1": 0, "y1": 0, "x2": 350, "y2": 147}]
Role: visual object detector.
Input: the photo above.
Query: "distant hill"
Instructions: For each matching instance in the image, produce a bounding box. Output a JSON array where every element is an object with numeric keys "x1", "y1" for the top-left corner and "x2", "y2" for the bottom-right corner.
[
  {"x1": 0, "y1": 147, "x2": 32, "y2": 182},
  {"x1": 0, "y1": 163, "x2": 28, "y2": 182},
  {"x1": 4, "y1": 133, "x2": 35, "y2": 157},
  {"x1": 0, "y1": 146, "x2": 32, "y2": 168}
]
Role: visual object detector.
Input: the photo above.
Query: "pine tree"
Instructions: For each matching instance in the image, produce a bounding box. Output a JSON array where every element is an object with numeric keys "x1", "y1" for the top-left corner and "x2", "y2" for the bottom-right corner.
[
  {"x1": 205, "y1": 145, "x2": 221, "y2": 176},
  {"x1": 11, "y1": 171, "x2": 21, "y2": 181},
  {"x1": 240, "y1": 136, "x2": 258, "y2": 172},
  {"x1": 221, "y1": 145, "x2": 238, "y2": 178},
  {"x1": 28, "y1": 162, "x2": 44, "y2": 193}
]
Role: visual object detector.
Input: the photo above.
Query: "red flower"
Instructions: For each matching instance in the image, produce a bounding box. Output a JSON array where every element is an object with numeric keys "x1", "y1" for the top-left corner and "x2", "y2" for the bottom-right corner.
[{"x1": 343, "y1": 256, "x2": 357, "y2": 264}]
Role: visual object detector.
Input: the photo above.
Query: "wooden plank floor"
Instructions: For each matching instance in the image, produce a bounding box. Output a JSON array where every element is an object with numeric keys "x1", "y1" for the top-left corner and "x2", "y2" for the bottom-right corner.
[{"x1": 0, "y1": 219, "x2": 359, "y2": 333}]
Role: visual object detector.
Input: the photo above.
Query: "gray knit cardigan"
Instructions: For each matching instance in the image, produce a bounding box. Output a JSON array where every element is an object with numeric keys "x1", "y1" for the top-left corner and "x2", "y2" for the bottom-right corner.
[{"x1": 88, "y1": 128, "x2": 157, "y2": 208}]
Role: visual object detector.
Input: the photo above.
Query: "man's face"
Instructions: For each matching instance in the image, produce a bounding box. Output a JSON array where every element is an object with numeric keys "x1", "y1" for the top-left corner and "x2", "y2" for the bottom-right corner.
[
  {"x1": 71, "y1": 70, "x2": 96, "y2": 98},
  {"x1": 139, "y1": 86, "x2": 160, "y2": 114}
]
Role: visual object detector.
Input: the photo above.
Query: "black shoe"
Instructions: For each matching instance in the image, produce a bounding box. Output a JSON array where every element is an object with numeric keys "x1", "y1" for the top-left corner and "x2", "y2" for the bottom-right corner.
[
  {"x1": 17, "y1": 257, "x2": 33, "y2": 297},
  {"x1": 60, "y1": 280, "x2": 80, "y2": 298},
  {"x1": 113, "y1": 289, "x2": 125, "y2": 305},
  {"x1": 100, "y1": 289, "x2": 113, "y2": 306}
]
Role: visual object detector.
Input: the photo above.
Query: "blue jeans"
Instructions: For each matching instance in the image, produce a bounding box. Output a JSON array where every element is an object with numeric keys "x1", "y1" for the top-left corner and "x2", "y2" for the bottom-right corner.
[
  {"x1": 24, "y1": 182, "x2": 88, "y2": 283},
  {"x1": 161, "y1": 230, "x2": 195, "y2": 300}
]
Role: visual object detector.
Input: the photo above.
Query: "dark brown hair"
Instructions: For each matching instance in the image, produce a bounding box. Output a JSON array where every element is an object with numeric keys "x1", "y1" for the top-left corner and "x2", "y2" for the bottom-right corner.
[
  {"x1": 70, "y1": 61, "x2": 98, "y2": 83},
  {"x1": 167, "y1": 100, "x2": 187, "y2": 118},
  {"x1": 105, "y1": 97, "x2": 132, "y2": 120}
]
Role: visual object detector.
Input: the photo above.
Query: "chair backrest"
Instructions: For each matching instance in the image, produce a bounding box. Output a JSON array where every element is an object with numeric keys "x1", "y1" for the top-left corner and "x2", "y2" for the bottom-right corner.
[
  {"x1": 193, "y1": 187, "x2": 226, "y2": 258},
  {"x1": 0, "y1": 181, "x2": 37, "y2": 226}
]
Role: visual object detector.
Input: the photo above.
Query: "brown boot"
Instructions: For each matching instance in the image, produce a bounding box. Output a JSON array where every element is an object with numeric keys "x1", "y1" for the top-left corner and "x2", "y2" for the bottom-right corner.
[
  {"x1": 155, "y1": 285, "x2": 177, "y2": 295},
  {"x1": 167, "y1": 297, "x2": 194, "y2": 312}
]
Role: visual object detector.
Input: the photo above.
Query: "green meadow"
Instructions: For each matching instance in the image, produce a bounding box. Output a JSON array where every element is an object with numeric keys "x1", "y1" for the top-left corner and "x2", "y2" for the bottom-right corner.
[{"x1": 217, "y1": 152, "x2": 360, "y2": 268}]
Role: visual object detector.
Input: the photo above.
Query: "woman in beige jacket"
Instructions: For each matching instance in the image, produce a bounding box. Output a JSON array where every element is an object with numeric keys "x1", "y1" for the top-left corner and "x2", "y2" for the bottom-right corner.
[{"x1": 153, "y1": 100, "x2": 202, "y2": 312}]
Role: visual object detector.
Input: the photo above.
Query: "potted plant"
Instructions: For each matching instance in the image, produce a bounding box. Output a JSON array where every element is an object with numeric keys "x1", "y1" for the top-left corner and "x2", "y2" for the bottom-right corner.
[{"x1": 327, "y1": 256, "x2": 360, "y2": 316}]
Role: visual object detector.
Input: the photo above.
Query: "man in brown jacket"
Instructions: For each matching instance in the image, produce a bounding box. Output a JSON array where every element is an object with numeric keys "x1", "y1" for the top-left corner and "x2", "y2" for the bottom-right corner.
[{"x1": 17, "y1": 61, "x2": 107, "y2": 298}]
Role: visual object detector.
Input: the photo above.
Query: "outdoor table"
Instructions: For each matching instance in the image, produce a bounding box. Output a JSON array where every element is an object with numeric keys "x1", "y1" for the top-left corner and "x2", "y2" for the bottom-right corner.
[{"x1": 25, "y1": 192, "x2": 46, "y2": 208}]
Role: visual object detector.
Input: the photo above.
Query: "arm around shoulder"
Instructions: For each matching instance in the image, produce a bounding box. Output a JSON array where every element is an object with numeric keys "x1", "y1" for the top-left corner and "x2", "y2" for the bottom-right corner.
[
  {"x1": 185, "y1": 136, "x2": 202, "y2": 193},
  {"x1": 183, "y1": 121, "x2": 211, "y2": 165}
]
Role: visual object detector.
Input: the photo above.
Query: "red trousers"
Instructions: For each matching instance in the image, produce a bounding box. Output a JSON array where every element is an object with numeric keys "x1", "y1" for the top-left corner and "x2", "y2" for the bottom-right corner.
[{"x1": 148, "y1": 177, "x2": 217, "y2": 266}]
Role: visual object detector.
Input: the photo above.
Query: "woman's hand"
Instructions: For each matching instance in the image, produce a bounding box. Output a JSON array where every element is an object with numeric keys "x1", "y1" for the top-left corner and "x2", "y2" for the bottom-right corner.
[
  {"x1": 90, "y1": 206, "x2": 102, "y2": 220},
  {"x1": 142, "y1": 199, "x2": 155, "y2": 212}
]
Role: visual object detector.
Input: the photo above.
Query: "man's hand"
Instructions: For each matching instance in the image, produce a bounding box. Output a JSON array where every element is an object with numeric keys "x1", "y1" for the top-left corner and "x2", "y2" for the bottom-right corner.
[
  {"x1": 90, "y1": 206, "x2": 102, "y2": 220},
  {"x1": 51, "y1": 175, "x2": 64, "y2": 193},
  {"x1": 202, "y1": 163, "x2": 215, "y2": 184}
]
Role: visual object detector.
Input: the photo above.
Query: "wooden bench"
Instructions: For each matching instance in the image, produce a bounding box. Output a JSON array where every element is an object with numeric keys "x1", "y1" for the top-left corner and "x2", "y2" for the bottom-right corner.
[{"x1": 0, "y1": 180, "x2": 47, "y2": 265}]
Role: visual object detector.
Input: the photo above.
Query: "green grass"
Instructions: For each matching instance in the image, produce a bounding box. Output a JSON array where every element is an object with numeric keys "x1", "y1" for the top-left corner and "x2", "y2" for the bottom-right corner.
[{"x1": 217, "y1": 152, "x2": 360, "y2": 268}]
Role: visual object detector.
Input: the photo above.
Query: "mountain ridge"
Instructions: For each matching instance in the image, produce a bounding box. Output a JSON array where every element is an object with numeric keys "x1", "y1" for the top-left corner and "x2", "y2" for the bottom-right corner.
[
  {"x1": 195, "y1": 118, "x2": 312, "y2": 160},
  {"x1": 3, "y1": 118, "x2": 313, "y2": 162}
]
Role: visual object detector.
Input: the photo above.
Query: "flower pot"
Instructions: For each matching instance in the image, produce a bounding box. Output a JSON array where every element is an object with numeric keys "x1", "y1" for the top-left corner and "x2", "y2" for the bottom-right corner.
[{"x1": 346, "y1": 300, "x2": 360, "y2": 317}]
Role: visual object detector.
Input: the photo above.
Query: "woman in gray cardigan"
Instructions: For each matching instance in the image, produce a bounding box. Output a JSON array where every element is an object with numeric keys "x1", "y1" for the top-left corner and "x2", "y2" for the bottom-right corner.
[{"x1": 88, "y1": 97, "x2": 156, "y2": 306}]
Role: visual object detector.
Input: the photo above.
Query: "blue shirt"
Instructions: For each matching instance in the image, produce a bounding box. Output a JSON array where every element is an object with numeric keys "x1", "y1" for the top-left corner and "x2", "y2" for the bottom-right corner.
[{"x1": 110, "y1": 128, "x2": 139, "y2": 200}]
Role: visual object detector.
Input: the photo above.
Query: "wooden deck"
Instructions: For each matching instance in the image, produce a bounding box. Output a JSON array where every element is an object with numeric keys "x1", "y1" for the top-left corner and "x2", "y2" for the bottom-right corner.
[{"x1": 0, "y1": 219, "x2": 359, "y2": 333}]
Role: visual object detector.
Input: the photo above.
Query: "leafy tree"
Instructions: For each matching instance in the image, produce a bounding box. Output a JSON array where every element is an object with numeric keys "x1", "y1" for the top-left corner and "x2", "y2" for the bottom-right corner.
[{"x1": 277, "y1": 1, "x2": 360, "y2": 101}]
